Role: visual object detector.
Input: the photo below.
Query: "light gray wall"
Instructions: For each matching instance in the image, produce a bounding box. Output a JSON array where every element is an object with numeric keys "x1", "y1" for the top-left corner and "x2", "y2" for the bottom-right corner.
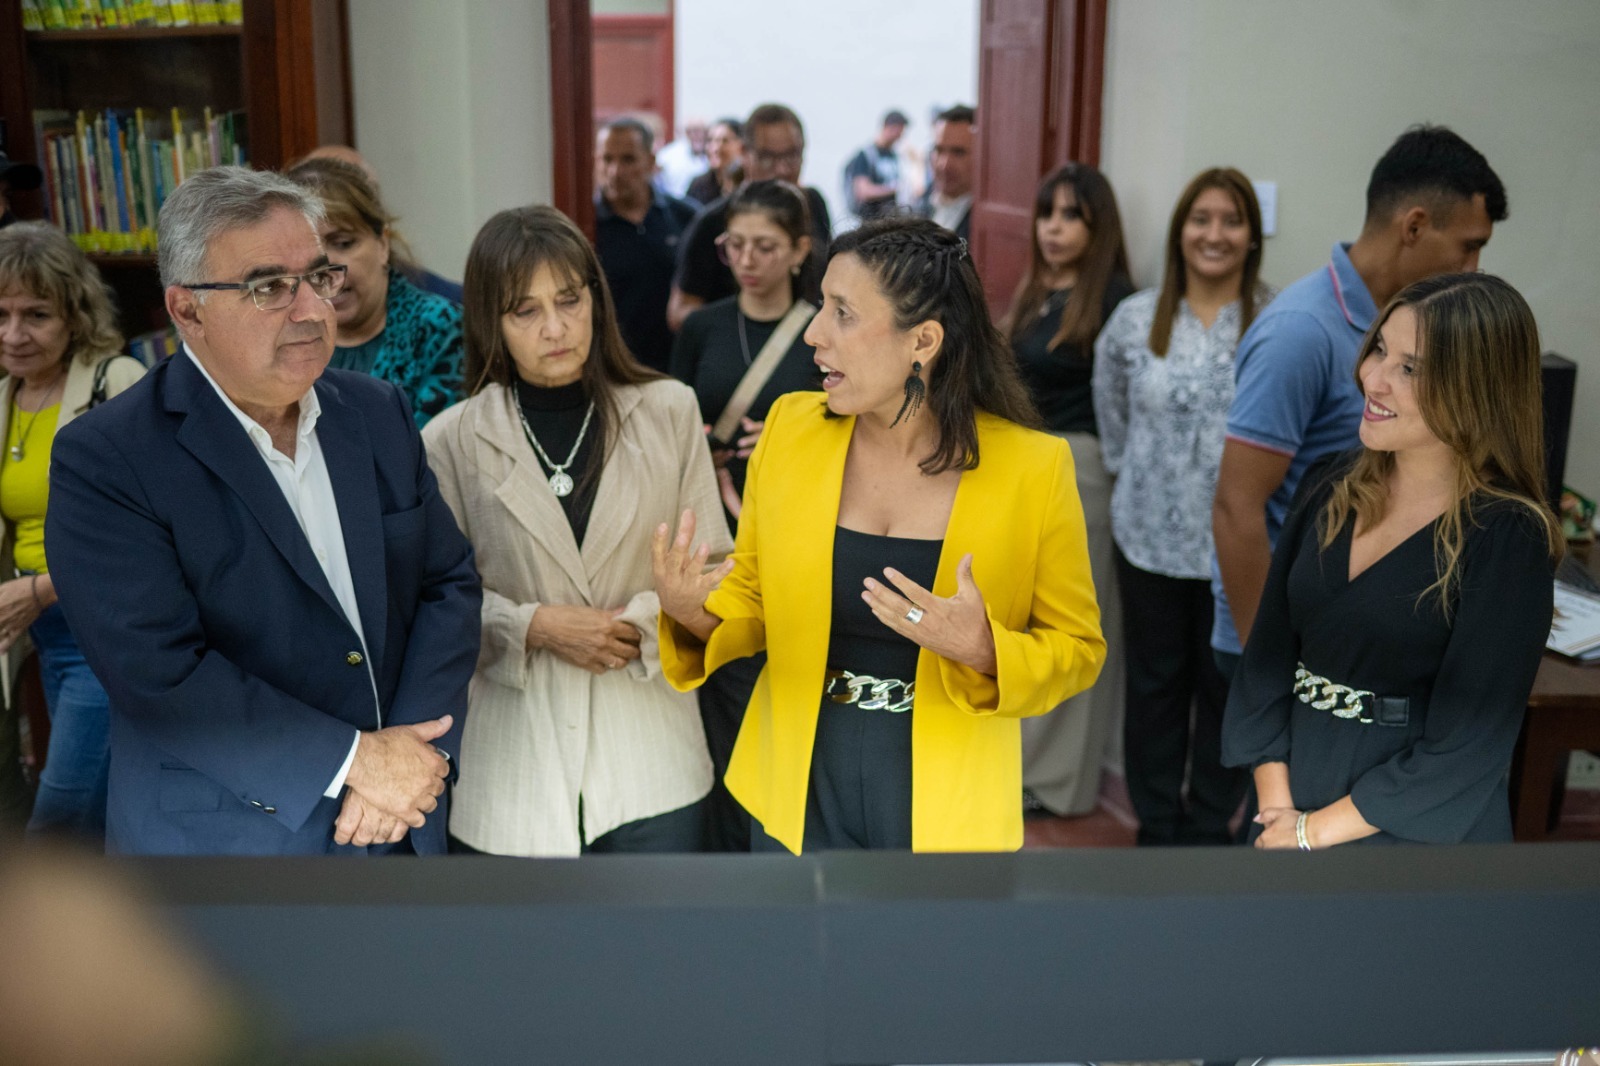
[
  {"x1": 675, "y1": 0, "x2": 979, "y2": 232},
  {"x1": 1102, "y1": 0, "x2": 1600, "y2": 495},
  {"x1": 347, "y1": 0, "x2": 553, "y2": 284}
]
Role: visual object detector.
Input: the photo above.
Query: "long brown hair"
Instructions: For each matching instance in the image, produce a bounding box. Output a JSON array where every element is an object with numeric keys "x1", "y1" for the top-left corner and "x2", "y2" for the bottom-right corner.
[
  {"x1": 828, "y1": 218, "x2": 1041, "y2": 476},
  {"x1": 1320, "y1": 272, "x2": 1562, "y2": 616},
  {"x1": 1001, "y1": 163, "x2": 1129, "y2": 353},
  {"x1": 1148, "y1": 167, "x2": 1265, "y2": 356},
  {"x1": 461, "y1": 206, "x2": 662, "y2": 492}
]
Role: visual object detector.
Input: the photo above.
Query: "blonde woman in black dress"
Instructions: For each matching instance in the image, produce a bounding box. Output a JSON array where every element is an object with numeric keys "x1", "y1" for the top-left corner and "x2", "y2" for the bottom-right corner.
[{"x1": 1223, "y1": 272, "x2": 1561, "y2": 847}]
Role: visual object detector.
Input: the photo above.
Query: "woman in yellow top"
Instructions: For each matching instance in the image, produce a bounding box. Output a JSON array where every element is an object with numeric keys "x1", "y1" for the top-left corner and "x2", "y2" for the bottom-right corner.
[
  {"x1": 654, "y1": 217, "x2": 1105, "y2": 853},
  {"x1": 0, "y1": 223, "x2": 144, "y2": 838}
]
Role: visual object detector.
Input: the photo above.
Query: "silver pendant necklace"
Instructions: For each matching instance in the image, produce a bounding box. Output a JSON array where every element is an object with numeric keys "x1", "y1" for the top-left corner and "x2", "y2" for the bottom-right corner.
[{"x1": 516, "y1": 397, "x2": 595, "y2": 498}]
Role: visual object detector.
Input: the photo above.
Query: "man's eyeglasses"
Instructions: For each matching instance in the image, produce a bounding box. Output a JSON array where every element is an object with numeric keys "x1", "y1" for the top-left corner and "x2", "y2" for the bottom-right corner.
[
  {"x1": 751, "y1": 149, "x2": 803, "y2": 169},
  {"x1": 714, "y1": 233, "x2": 785, "y2": 266},
  {"x1": 182, "y1": 264, "x2": 348, "y2": 311}
]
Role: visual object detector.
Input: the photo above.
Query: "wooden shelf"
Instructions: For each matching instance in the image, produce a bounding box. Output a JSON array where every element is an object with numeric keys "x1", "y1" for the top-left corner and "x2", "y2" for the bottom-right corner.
[
  {"x1": 87, "y1": 253, "x2": 159, "y2": 267},
  {"x1": 28, "y1": 25, "x2": 242, "y2": 42}
]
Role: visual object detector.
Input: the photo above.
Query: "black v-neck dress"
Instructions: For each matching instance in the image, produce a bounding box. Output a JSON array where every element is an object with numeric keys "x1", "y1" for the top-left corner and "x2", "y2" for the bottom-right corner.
[{"x1": 1222, "y1": 452, "x2": 1555, "y2": 844}]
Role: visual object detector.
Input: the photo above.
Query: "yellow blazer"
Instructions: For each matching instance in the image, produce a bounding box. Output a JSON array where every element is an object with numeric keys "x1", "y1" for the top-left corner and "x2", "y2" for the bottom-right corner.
[{"x1": 660, "y1": 392, "x2": 1105, "y2": 853}]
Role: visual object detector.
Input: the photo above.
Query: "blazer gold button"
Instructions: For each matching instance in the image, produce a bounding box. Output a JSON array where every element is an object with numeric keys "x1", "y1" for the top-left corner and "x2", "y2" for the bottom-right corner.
[{"x1": 346, "y1": 651, "x2": 363, "y2": 666}]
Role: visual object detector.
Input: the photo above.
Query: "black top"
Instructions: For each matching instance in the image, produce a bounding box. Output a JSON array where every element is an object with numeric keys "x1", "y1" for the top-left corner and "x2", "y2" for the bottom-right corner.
[
  {"x1": 1011, "y1": 275, "x2": 1134, "y2": 435},
  {"x1": 1221, "y1": 452, "x2": 1556, "y2": 845},
  {"x1": 513, "y1": 377, "x2": 601, "y2": 547},
  {"x1": 669, "y1": 296, "x2": 819, "y2": 500},
  {"x1": 673, "y1": 187, "x2": 833, "y2": 307},
  {"x1": 844, "y1": 144, "x2": 899, "y2": 219},
  {"x1": 594, "y1": 192, "x2": 698, "y2": 374},
  {"x1": 684, "y1": 170, "x2": 725, "y2": 208},
  {"x1": 828, "y1": 527, "x2": 944, "y2": 680}
]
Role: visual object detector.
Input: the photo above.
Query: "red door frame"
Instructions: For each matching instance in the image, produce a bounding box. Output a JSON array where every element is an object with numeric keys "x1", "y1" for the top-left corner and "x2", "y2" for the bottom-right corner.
[
  {"x1": 592, "y1": 13, "x2": 675, "y2": 137},
  {"x1": 549, "y1": 0, "x2": 597, "y2": 238}
]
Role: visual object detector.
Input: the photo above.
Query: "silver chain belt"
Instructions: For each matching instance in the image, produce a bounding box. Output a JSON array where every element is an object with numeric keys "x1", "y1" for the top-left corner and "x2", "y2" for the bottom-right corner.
[
  {"x1": 1293, "y1": 663, "x2": 1377, "y2": 722},
  {"x1": 823, "y1": 669, "x2": 914, "y2": 713}
]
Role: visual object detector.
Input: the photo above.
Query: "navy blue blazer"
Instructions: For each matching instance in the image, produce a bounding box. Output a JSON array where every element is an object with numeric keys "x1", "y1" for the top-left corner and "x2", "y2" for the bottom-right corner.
[{"x1": 46, "y1": 352, "x2": 481, "y2": 855}]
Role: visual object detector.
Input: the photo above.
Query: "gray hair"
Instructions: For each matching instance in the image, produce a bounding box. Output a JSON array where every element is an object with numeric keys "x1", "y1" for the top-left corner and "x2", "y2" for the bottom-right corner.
[{"x1": 157, "y1": 165, "x2": 326, "y2": 289}]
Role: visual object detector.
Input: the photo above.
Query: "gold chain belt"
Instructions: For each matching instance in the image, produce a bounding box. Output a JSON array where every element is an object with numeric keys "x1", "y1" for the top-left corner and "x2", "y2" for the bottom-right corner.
[{"x1": 823, "y1": 669, "x2": 914, "y2": 713}]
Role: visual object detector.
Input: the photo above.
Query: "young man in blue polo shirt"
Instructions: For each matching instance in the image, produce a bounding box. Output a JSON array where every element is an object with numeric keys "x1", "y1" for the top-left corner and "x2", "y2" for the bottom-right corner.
[{"x1": 1211, "y1": 125, "x2": 1507, "y2": 677}]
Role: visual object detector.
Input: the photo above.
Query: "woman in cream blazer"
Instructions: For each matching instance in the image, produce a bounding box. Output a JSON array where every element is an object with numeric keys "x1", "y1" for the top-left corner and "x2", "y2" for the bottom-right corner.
[
  {"x1": 656, "y1": 219, "x2": 1106, "y2": 854},
  {"x1": 423, "y1": 206, "x2": 730, "y2": 857}
]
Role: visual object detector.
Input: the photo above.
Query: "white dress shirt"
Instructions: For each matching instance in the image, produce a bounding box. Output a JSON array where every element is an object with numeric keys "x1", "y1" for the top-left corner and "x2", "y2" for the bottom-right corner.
[{"x1": 184, "y1": 346, "x2": 375, "y2": 795}]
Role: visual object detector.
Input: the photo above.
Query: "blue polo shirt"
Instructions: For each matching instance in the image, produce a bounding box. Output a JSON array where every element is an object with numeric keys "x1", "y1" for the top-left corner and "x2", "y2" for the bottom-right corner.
[{"x1": 1211, "y1": 241, "x2": 1377, "y2": 654}]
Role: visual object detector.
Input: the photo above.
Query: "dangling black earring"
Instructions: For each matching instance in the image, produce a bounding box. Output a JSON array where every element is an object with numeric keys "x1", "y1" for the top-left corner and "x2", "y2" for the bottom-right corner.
[{"x1": 891, "y1": 361, "x2": 924, "y2": 427}]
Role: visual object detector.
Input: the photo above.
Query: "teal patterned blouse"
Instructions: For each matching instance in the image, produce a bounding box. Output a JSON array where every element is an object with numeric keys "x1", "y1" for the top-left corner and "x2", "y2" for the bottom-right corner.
[{"x1": 330, "y1": 268, "x2": 464, "y2": 427}]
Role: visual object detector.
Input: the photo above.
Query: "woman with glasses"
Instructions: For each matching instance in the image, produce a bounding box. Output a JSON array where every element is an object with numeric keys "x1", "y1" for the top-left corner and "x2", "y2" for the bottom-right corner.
[
  {"x1": 668, "y1": 179, "x2": 818, "y2": 850},
  {"x1": 423, "y1": 206, "x2": 731, "y2": 856},
  {"x1": 284, "y1": 157, "x2": 463, "y2": 426},
  {"x1": 0, "y1": 223, "x2": 144, "y2": 838}
]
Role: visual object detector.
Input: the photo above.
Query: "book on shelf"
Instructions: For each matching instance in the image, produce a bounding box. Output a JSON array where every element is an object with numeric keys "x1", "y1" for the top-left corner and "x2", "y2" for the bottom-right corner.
[
  {"x1": 127, "y1": 326, "x2": 180, "y2": 367},
  {"x1": 34, "y1": 106, "x2": 246, "y2": 255},
  {"x1": 19, "y1": 0, "x2": 242, "y2": 30}
]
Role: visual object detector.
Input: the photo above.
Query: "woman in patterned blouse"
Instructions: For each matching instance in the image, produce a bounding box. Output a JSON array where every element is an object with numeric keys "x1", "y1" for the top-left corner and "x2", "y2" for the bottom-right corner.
[
  {"x1": 284, "y1": 157, "x2": 464, "y2": 426},
  {"x1": 1091, "y1": 167, "x2": 1275, "y2": 846}
]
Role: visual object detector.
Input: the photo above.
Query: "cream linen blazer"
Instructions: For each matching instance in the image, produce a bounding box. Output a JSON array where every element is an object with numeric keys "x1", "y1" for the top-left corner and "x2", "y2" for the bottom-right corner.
[{"x1": 422, "y1": 379, "x2": 732, "y2": 856}]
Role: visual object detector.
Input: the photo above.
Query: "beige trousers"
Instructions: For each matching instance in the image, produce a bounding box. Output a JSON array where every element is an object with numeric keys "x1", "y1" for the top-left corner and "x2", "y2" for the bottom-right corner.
[{"x1": 1021, "y1": 431, "x2": 1123, "y2": 815}]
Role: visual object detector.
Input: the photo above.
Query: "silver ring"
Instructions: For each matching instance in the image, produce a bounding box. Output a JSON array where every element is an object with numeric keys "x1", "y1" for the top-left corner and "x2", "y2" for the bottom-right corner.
[{"x1": 905, "y1": 606, "x2": 924, "y2": 625}]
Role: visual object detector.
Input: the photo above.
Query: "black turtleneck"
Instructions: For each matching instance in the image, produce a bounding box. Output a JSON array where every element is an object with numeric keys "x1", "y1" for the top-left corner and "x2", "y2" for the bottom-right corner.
[{"x1": 513, "y1": 377, "x2": 601, "y2": 547}]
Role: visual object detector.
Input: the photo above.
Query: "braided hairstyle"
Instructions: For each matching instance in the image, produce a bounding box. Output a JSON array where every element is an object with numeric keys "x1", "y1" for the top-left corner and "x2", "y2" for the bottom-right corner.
[{"x1": 828, "y1": 217, "x2": 1041, "y2": 475}]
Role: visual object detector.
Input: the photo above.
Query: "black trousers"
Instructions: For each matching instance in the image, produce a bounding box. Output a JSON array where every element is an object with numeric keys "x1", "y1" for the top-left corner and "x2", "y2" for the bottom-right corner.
[
  {"x1": 697, "y1": 653, "x2": 763, "y2": 852},
  {"x1": 447, "y1": 796, "x2": 705, "y2": 855},
  {"x1": 1116, "y1": 548, "x2": 1245, "y2": 845}
]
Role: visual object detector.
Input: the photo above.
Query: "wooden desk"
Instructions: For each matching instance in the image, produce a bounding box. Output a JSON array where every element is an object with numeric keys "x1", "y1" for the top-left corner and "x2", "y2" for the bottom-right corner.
[{"x1": 1513, "y1": 544, "x2": 1600, "y2": 840}]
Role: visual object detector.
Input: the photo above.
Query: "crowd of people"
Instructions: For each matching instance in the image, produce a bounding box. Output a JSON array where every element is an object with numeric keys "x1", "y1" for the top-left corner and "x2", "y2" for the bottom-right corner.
[{"x1": 0, "y1": 102, "x2": 1561, "y2": 858}]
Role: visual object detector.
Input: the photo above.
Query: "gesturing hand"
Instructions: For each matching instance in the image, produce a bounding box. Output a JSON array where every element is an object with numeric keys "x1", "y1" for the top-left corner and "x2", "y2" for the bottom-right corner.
[
  {"x1": 528, "y1": 604, "x2": 642, "y2": 675},
  {"x1": 344, "y1": 714, "x2": 452, "y2": 828},
  {"x1": 732, "y1": 417, "x2": 764, "y2": 459},
  {"x1": 861, "y1": 553, "x2": 997, "y2": 676},
  {"x1": 651, "y1": 509, "x2": 734, "y2": 641}
]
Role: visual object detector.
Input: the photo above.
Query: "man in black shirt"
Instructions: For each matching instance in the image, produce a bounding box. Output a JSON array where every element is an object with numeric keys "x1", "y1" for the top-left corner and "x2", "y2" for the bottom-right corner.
[
  {"x1": 843, "y1": 109, "x2": 907, "y2": 222},
  {"x1": 593, "y1": 118, "x2": 697, "y2": 373},
  {"x1": 915, "y1": 105, "x2": 975, "y2": 242},
  {"x1": 666, "y1": 103, "x2": 833, "y2": 330}
]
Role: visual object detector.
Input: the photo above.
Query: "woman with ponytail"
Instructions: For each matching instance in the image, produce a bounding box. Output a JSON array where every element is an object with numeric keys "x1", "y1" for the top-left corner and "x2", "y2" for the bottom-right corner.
[{"x1": 652, "y1": 217, "x2": 1105, "y2": 854}]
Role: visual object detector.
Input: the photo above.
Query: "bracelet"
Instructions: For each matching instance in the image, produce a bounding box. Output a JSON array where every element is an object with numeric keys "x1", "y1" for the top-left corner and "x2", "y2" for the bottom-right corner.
[
  {"x1": 1295, "y1": 811, "x2": 1312, "y2": 851},
  {"x1": 29, "y1": 573, "x2": 41, "y2": 608}
]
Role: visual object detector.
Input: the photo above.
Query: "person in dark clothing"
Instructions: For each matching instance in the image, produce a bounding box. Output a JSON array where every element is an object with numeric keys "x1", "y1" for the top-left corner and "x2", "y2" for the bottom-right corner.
[
  {"x1": 843, "y1": 109, "x2": 907, "y2": 222},
  {"x1": 915, "y1": 105, "x2": 975, "y2": 242},
  {"x1": 593, "y1": 117, "x2": 698, "y2": 373},
  {"x1": 668, "y1": 180, "x2": 818, "y2": 851},
  {"x1": 685, "y1": 117, "x2": 743, "y2": 208},
  {"x1": 0, "y1": 150, "x2": 43, "y2": 229},
  {"x1": 1223, "y1": 272, "x2": 1561, "y2": 847},
  {"x1": 999, "y1": 163, "x2": 1134, "y2": 819},
  {"x1": 667, "y1": 103, "x2": 832, "y2": 331}
]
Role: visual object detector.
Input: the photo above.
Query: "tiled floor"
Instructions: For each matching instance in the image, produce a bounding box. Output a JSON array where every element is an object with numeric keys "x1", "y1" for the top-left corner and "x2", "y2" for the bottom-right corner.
[{"x1": 1023, "y1": 772, "x2": 1600, "y2": 848}]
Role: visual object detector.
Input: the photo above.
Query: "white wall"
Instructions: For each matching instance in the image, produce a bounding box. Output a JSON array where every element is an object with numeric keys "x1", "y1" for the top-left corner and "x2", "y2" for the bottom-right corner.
[
  {"x1": 674, "y1": 0, "x2": 980, "y2": 231},
  {"x1": 1102, "y1": 0, "x2": 1600, "y2": 495},
  {"x1": 347, "y1": 0, "x2": 554, "y2": 284}
]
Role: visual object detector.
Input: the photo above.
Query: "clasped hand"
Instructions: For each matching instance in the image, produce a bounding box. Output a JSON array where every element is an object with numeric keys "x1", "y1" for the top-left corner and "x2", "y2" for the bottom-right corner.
[
  {"x1": 0, "y1": 575, "x2": 45, "y2": 654},
  {"x1": 861, "y1": 553, "x2": 997, "y2": 675},
  {"x1": 335, "y1": 714, "x2": 453, "y2": 847},
  {"x1": 1254, "y1": 806, "x2": 1306, "y2": 850},
  {"x1": 528, "y1": 604, "x2": 641, "y2": 675}
]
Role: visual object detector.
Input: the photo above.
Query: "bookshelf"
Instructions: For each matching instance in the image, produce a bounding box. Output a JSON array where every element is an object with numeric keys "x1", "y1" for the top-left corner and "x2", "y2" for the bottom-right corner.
[{"x1": 0, "y1": 0, "x2": 353, "y2": 338}]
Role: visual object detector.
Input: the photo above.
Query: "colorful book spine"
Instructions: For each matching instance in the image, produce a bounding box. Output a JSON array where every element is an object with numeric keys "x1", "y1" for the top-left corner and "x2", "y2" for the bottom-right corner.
[{"x1": 20, "y1": 0, "x2": 44, "y2": 31}]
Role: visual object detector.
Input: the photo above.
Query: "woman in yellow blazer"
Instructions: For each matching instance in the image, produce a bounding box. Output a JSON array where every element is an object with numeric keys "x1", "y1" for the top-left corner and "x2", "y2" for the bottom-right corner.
[{"x1": 655, "y1": 218, "x2": 1105, "y2": 853}]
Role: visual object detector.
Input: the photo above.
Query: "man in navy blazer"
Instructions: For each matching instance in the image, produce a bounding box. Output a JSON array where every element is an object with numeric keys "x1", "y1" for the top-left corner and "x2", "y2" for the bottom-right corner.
[{"x1": 46, "y1": 167, "x2": 481, "y2": 855}]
